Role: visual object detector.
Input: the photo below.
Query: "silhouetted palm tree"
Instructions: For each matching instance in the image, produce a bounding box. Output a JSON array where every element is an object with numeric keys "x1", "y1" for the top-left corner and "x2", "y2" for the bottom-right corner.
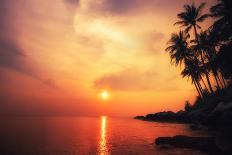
[
  {"x1": 165, "y1": 31, "x2": 205, "y2": 97},
  {"x1": 174, "y1": 3, "x2": 209, "y2": 38},
  {"x1": 210, "y1": 0, "x2": 232, "y2": 23},
  {"x1": 166, "y1": 1, "x2": 232, "y2": 100},
  {"x1": 210, "y1": 0, "x2": 232, "y2": 42},
  {"x1": 191, "y1": 31, "x2": 223, "y2": 90},
  {"x1": 165, "y1": 31, "x2": 192, "y2": 66},
  {"x1": 174, "y1": 3, "x2": 214, "y2": 93},
  {"x1": 216, "y1": 44, "x2": 232, "y2": 80},
  {"x1": 210, "y1": 0, "x2": 232, "y2": 82},
  {"x1": 181, "y1": 58, "x2": 205, "y2": 98}
]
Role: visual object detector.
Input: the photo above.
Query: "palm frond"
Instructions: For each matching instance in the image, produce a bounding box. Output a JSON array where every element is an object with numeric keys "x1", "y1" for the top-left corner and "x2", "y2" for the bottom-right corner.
[
  {"x1": 197, "y1": 2, "x2": 206, "y2": 14},
  {"x1": 196, "y1": 24, "x2": 201, "y2": 29},
  {"x1": 184, "y1": 25, "x2": 192, "y2": 33},
  {"x1": 197, "y1": 14, "x2": 209, "y2": 22}
]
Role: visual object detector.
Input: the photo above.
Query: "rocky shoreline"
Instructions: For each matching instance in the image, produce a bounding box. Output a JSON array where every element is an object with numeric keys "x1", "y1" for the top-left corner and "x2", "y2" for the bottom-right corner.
[
  {"x1": 134, "y1": 101, "x2": 232, "y2": 131},
  {"x1": 155, "y1": 135, "x2": 228, "y2": 155},
  {"x1": 134, "y1": 100, "x2": 232, "y2": 154}
]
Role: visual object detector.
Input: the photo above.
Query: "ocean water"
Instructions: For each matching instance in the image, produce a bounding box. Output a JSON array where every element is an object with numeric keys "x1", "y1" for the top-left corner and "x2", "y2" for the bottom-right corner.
[{"x1": 0, "y1": 116, "x2": 207, "y2": 155}]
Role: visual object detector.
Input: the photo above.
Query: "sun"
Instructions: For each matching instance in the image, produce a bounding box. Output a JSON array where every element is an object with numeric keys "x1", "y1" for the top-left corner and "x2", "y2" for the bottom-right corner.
[{"x1": 100, "y1": 90, "x2": 110, "y2": 100}]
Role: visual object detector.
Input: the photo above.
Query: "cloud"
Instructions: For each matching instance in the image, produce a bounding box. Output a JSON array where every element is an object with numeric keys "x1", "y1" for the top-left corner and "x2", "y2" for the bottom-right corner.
[
  {"x1": 79, "y1": 0, "x2": 216, "y2": 17},
  {"x1": 99, "y1": 0, "x2": 140, "y2": 15},
  {"x1": 94, "y1": 68, "x2": 184, "y2": 92},
  {"x1": 42, "y1": 78, "x2": 58, "y2": 88},
  {"x1": 63, "y1": 0, "x2": 80, "y2": 11},
  {"x1": 0, "y1": 39, "x2": 37, "y2": 77},
  {"x1": 63, "y1": 0, "x2": 79, "y2": 5},
  {"x1": 0, "y1": 1, "x2": 37, "y2": 77},
  {"x1": 149, "y1": 31, "x2": 165, "y2": 43},
  {"x1": 94, "y1": 69, "x2": 158, "y2": 91},
  {"x1": 0, "y1": 39, "x2": 58, "y2": 87},
  {"x1": 137, "y1": 30, "x2": 165, "y2": 54},
  {"x1": 70, "y1": 0, "x2": 140, "y2": 16},
  {"x1": 84, "y1": 0, "x2": 180, "y2": 16},
  {"x1": 0, "y1": 1, "x2": 57, "y2": 87}
]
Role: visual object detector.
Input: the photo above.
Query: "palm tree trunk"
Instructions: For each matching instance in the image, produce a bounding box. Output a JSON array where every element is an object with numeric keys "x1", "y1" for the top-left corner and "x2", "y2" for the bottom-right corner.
[
  {"x1": 221, "y1": 73, "x2": 227, "y2": 87},
  {"x1": 200, "y1": 75, "x2": 209, "y2": 93},
  {"x1": 198, "y1": 81, "x2": 204, "y2": 95},
  {"x1": 193, "y1": 25, "x2": 199, "y2": 43},
  {"x1": 206, "y1": 75, "x2": 214, "y2": 93},
  {"x1": 213, "y1": 73, "x2": 221, "y2": 90},
  {"x1": 193, "y1": 25, "x2": 214, "y2": 94},
  {"x1": 193, "y1": 79, "x2": 202, "y2": 98},
  {"x1": 195, "y1": 78, "x2": 204, "y2": 96},
  {"x1": 216, "y1": 71, "x2": 225, "y2": 88},
  {"x1": 200, "y1": 54, "x2": 214, "y2": 93},
  {"x1": 217, "y1": 74, "x2": 225, "y2": 88}
]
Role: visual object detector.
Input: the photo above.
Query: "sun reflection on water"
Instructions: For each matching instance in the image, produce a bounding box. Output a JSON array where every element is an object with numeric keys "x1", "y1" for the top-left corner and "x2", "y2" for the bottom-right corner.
[{"x1": 98, "y1": 116, "x2": 109, "y2": 155}]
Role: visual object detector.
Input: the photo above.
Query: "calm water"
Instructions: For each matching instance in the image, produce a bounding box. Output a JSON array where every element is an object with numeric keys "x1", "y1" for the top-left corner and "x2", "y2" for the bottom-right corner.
[{"x1": 0, "y1": 116, "x2": 207, "y2": 155}]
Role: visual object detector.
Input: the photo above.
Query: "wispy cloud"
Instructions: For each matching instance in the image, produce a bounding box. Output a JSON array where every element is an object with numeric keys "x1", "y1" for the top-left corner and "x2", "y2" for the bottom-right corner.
[
  {"x1": 0, "y1": 0, "x2": 57, "y2": 87},
  {"x1": 63, "y1": 0, "x2": 80, "y2": 11},
  {"x1": 93, "y1": 68, "x2": 179, "y2": 91},
  {"x1": 94, "y1": 69, "x2": 156, "y2": 91}
]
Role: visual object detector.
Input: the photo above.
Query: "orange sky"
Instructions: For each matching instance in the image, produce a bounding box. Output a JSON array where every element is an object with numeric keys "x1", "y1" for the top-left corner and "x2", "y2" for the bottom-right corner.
[{"x1": 0, "y1": 0, "x2": 216, "y2": 116}]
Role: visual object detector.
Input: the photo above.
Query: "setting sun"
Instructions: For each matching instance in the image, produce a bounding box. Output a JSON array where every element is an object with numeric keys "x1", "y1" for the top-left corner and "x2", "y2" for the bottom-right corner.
[{"x1": 100, "y1": 90, "x2": 110, "y2": 100}]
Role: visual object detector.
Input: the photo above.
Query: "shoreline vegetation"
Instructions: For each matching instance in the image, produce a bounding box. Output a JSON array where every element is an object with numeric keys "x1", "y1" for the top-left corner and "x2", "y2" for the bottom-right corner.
[{"x1": 135, "y1": 0, "x2": 232, "y2": 154}]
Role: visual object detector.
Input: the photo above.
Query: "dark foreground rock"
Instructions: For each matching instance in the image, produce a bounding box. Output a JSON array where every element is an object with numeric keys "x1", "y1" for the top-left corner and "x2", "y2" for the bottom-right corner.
[
  {"x1": 133, "y1": 116, "x2": 145, "y2": 119},
  {"x1": 155, "y1": 135, "x2": 227, "y2": 154},
  {"x1": 189, "y1": 124, "x2": 201, "y2": 130},
  {"x1": 134, "y1": 111, "x2": 190, "y2": 123},
  {"x1": 134, "y1": 102, "x2": 232, "y2": 131}
]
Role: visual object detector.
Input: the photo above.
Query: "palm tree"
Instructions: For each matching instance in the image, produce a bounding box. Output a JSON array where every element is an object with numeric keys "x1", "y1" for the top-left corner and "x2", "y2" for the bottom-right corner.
[
  {"x1": 216, "y1": 44, "x2": 232, "y2": 80},
  {"x1": 208, "y1": 54, "x2": 223, "y2": 89},
  {"x1": 181, "y1": 58, "x2": 205, "y2": 98},
  {"x1": 210, "y1": 0, "x2": 232, "y2": 82},
  {"x1": 165, "y1": 31, "x2": 192, "y2": 66},
  {"x1": 174, "y1": 3, "x2": 214, "y2": 93},
  {"x1": 210, "y1": 0, "x2": 232, "y2": 22},
  {"x1": 165, "y1": 31, "x2": 204, "y2": 98},
  {"x1": 204, "y1": 27, "x2": 228, "y2": 88},
  {"x1": 210, "y1": 0, "x2": 232, "y2": 42},
  {"x1": 191, "y1": 31, "x2": 222, "y2": 90},
  {"x1": 174, "y1": 3, "x2": 209, "y2": 39}
]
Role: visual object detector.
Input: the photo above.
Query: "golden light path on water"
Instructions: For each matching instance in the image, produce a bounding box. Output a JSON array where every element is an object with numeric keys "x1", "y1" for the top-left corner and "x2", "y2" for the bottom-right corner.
[{"x1": 98, "y1": 116, "x2": 108, "y2": 155}]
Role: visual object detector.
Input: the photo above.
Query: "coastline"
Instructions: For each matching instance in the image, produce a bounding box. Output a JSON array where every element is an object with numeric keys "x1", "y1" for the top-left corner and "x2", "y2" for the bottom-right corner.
[{"x1": 134, "y1": 85, "x2": 232, "y2": 154}]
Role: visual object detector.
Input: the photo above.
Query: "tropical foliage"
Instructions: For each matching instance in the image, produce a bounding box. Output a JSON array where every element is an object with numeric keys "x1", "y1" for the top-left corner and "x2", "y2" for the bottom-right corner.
[{"x1": 166, "y1": 1, "x2": 232, "y2": 99}]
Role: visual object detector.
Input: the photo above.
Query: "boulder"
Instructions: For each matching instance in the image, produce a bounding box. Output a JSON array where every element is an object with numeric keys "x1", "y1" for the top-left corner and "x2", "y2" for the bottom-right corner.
[
  {"x1": 134, "y1": 116, "x2": 145, "y2": 120},
  {"x1": 145, "y1": 113, "x2": 157, "y2": 120},
  {"x1": 205, "y1": 102, "x2": 232, "y2": 127},
  {"x1": 210, "y1": 102, "x2": 232, "y2": 115},
  {"x1": 155, "y1": 135, "x2": 225, "y2": 154},
  {"x1": 189, "y1": 124, "x2": 201, "y2": 130}
]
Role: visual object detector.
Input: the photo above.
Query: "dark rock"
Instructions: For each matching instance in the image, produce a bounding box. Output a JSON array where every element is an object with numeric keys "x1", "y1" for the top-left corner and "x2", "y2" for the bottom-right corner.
[
  {"x1": 176, "y1": 110, "x2": 185, "y2": 116},
  {"x1": 155, "y1": 135, "x2": 226, "y2": 154},
  {"x1": 189, "y1": 124, "x2": 201, "y2": 130},
  {"x1": 145, "y1": 111, "x2": 178, "y2": 122},
  {"x1": 145, "y1": 113, "x2": 156, "y2": 120},
  {"x1": 134, "y1": 102, "x2": 232, "y2": 129},
  {"x1": 134, "y1": 116, "x2": 145, "y2": 120},
  {"x1": 186, "y1": 109, "x2": 207, "y2": 121},
  {"x1": 203, "y1": 102, "x2": 232, "y2": 131}
]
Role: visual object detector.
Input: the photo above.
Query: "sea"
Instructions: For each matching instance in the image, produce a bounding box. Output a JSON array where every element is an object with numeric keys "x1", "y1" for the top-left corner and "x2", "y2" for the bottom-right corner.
[{"x1": 0, "y1": 116, "x2": 207, "y2": 155}]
